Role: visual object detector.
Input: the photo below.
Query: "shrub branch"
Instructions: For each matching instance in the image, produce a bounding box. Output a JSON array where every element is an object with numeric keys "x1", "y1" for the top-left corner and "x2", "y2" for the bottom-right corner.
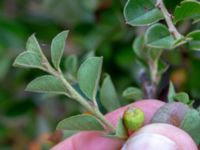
[{"x1": 156, "y1": 0, "x2": 182, "y2": 39}]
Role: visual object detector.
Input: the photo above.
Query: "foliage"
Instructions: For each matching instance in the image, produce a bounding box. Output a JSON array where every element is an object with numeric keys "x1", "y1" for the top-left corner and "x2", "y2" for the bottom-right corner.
[{"x1": 1, "y1": 0, "x2": 200, "y2": 149}]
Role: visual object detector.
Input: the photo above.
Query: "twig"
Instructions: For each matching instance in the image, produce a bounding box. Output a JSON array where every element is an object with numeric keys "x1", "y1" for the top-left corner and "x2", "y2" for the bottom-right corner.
[
  {"x1": 44, "y1": 61, "x2": 116, "y2": 133},
  {"x1": 156, "y1": 0, "x2": 182, "y2": 39}
]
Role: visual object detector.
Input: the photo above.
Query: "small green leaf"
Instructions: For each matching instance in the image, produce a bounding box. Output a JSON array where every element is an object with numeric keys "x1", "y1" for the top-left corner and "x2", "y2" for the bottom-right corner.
[
  {"x1": 122, "y1": 87, "x2": 143, "y2": 100},
  {"x1": 26, "y1": 34, "x2": 42, "y2": 55},
  {"x1": 145, "y1": 24, "x2": 176, "y2": 49},
  {"x1": 100, "y1": 74, "x2": 120, "y2": 112},
  {"x1": 187, "y1": 30, "x2": 200, "y2": 50},
  {"x1": 77, "y1": 57, "x2": 103, "y2": 100},
  {"x1": 133, "y1": 36, "x2": 146, "y2": 58},
  {"x1": 26, "y1": 75, "x2": 67, "y2": 95},
  {"x1": 181, "y1": 109, "x2": 200, "y2": 145},
  {"x1": 65, "y1": 55, "x2": 78, "y2": 76},
  {"x1": 13, "y1": 51, "x2": 44, "y2": 70},
  {"x1": 173, "y1": 92, "x2": 190, "y2": 104},
  {"x1": 172, "y1": 37, "x2": 190, "y2": 48},
  {"x1": 51, "y1": 30, "x2": 69, "y2": 69},
  {"x1": 104, "y1": 118, "x2": 128, "y2": 139},
  {"x1": 149, "y1": 49, "x2": 162, "y2": 61},
  {"x1": 168, "y1": 81, "x2": 176, "y2": 102},
  {"x1": 158, "y1": 60, "x2": 169, "y2": 75},
  {"x1": 174, "y1": 0, "x2": 200, "y2": 24},
  {"x1": 116, "y1": 118, "x2": 128, "y2": 138},
  {"x1": 124, "y1": 0, "x2": 163, "y2": 26},
  {"x1": 57, "y1": 114, "x2": 104, "y2": 132}
]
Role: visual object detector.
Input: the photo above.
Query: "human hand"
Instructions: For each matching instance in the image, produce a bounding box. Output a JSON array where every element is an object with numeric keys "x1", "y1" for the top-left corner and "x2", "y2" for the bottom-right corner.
[
  {"x1": 52, "y1": 100, "x2": 164, "y2": 150},
  {"x1": 52, "y1": 100, "x2": 197, "y2": 150}
]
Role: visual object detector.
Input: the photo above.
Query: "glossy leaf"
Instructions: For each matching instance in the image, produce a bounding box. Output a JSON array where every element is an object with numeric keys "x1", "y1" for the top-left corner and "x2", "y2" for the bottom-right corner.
[
  {"x1": 174, "y1": 0, "x2": 200, "y2": 24},
  {"x1": 133, "y1": 36, "x2": 146, "y2": 58},
  {"x1": 26, "y1": 75, "x2": 67, "y2": 94},
  {"x1": 181, "y1": 109, "x2": 200, "y2": 145},
  {"x1": 122, "y1": 87, "x2": 143, "y2": 100},
  {"x1": 100, "y1": 74, "x2": 120, "y2": 112},
  {"x1": 173, "y1": 92, "x2": 190, "y2": 104},
  {"x1": 124, "y1": 0, "x2": 163, "y2": 26},
  {"x1": 145, "y1": 24, "x2": 176, "y2": 49},
  {"x1": 51, "y1": 30, "x2": 69, "y2": 69},
  {"x1": 77, "y1": 57, "x2": 103, "y2": 100},
  {"x1": 158, "y1": 60, "x2": 169, "y2": 75},
  {"x1": 149, "y1": 49, "x2": 162, "y2": 61},
  {"x1": 57, "y1": 114, "x2": 104, "y2": 132},
  {"x1": 13, "y1": 51, "x2": 44, "y2": 70},
  {"x1": 187, "y1": 30, "x2": 200, "y2": 51}
]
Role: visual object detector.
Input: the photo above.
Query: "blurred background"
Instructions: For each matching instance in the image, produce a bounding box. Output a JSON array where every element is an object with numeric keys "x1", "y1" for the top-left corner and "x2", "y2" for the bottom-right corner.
[{"x1": 0, "y1": 0, "x2": 200, "y2": 149}]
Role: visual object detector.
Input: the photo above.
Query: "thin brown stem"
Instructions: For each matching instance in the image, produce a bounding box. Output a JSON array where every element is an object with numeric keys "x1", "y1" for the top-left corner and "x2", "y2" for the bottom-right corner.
[{"x1": 156, "y1": 0, "x2": 182, "y2": 39}]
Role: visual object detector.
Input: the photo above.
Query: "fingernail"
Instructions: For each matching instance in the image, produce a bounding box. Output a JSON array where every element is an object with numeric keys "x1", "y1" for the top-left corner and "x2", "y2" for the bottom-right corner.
[{"x1": 121, "y1": 133, "x2": 178, "y2": 150}]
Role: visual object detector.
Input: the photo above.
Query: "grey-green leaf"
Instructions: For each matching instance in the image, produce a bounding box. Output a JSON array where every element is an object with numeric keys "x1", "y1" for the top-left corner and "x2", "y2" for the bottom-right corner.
[
  {"x1": 26, "y1": 34, "x2": 42, "y2": 55},
  {"x1": 174, "y1": 0, "x2": 200, "y2": 24},
  {"x1": 13, "y1": 51, "x2": 44, "y2": 70},
  {"x1": 133, "y1": 36, "x2": 146, "y2": 59},
  {"x1": 124, "y1": 0, "x2": 163, "y2": 26},
  {"x1": 187, "y1": 30, "x2": 200, "y2": 51},
  {"x1": 65, "y1": 55, "x2": 78, "y2": 76},
  {"x1": 104, "y1": 118, "x2": 128, "y2": 139},
  {"x1": 51, "y1": 30, "x2": 69, "y2": 69},
  {"x1": 116, "y1": 118, "x2": 128, "y2": 138},
  {"x1": 167, "y1": 81, "x2": 176, "y2": 102},
  {"x1": 77, "y1": 57, "x2": 103, "y2": 100},
  {"x1": 173, "y1": 92, "x2": 190, "y2": 104},
  {"x1": 145, "y1": 24, "x2": 176, "y2": 49},
  {"x1": 181, "y1": 109, "x2": 200, "y2": 145},
  {"x1": 57, "y1": 114, "x2": 104, "y2": 132},
  {"x1": 100, "y1": 74, "x2": 120, "y2": 112},
  {"x1": 122, "y1": 87, "x2": 143, "y2": 100},
  {"x1": 26, "y1": 75, "x2": 67, "y2": 94},
  {"x1": 158, "y1": 60, "x2": 169, "y2": 75}
]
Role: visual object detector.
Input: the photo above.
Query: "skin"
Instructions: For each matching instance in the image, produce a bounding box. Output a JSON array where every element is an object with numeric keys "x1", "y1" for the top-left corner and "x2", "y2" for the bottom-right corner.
[
  {"x1": 123, "y1": 123, "x2": 197, "y2": 150},
  {"x1": 51, "y1": 100, "x2": 197, "y2": 150}
]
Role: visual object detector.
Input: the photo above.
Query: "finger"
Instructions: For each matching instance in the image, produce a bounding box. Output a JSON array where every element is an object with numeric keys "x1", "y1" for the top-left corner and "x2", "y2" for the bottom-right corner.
[
  {"x1": 123, "y1": 123, "x2": 198, "y2": 150},
  {"x1": 105, "y1": 99, "x2": 165, "y2": 126},
  {"x1": 51, "y1": 99, "x2": 165, "y2": 150}
]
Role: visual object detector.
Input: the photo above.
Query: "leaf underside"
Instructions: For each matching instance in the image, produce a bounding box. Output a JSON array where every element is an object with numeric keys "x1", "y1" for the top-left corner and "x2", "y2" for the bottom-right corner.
[
  {"x1": 77, "y1": 57, "x2": 103, "y2": 100},
  {"x1": 26, "y1": 75, "x2": 67, "y2": 94}
]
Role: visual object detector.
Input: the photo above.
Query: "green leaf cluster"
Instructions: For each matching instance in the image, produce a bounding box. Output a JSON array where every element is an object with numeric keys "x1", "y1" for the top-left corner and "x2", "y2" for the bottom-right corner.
[
  {"x1": 13, "y1": 30, "x2": 122, "y2": 139},
  {"x1": 167, "y1": 82, "x2": 194, "y2": 105}
]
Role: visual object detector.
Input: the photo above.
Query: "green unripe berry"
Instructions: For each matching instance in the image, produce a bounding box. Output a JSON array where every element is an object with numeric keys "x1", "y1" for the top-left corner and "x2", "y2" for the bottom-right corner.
[{"x1": 123, "y1": 107, "x2": 145, "y2": 131}]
